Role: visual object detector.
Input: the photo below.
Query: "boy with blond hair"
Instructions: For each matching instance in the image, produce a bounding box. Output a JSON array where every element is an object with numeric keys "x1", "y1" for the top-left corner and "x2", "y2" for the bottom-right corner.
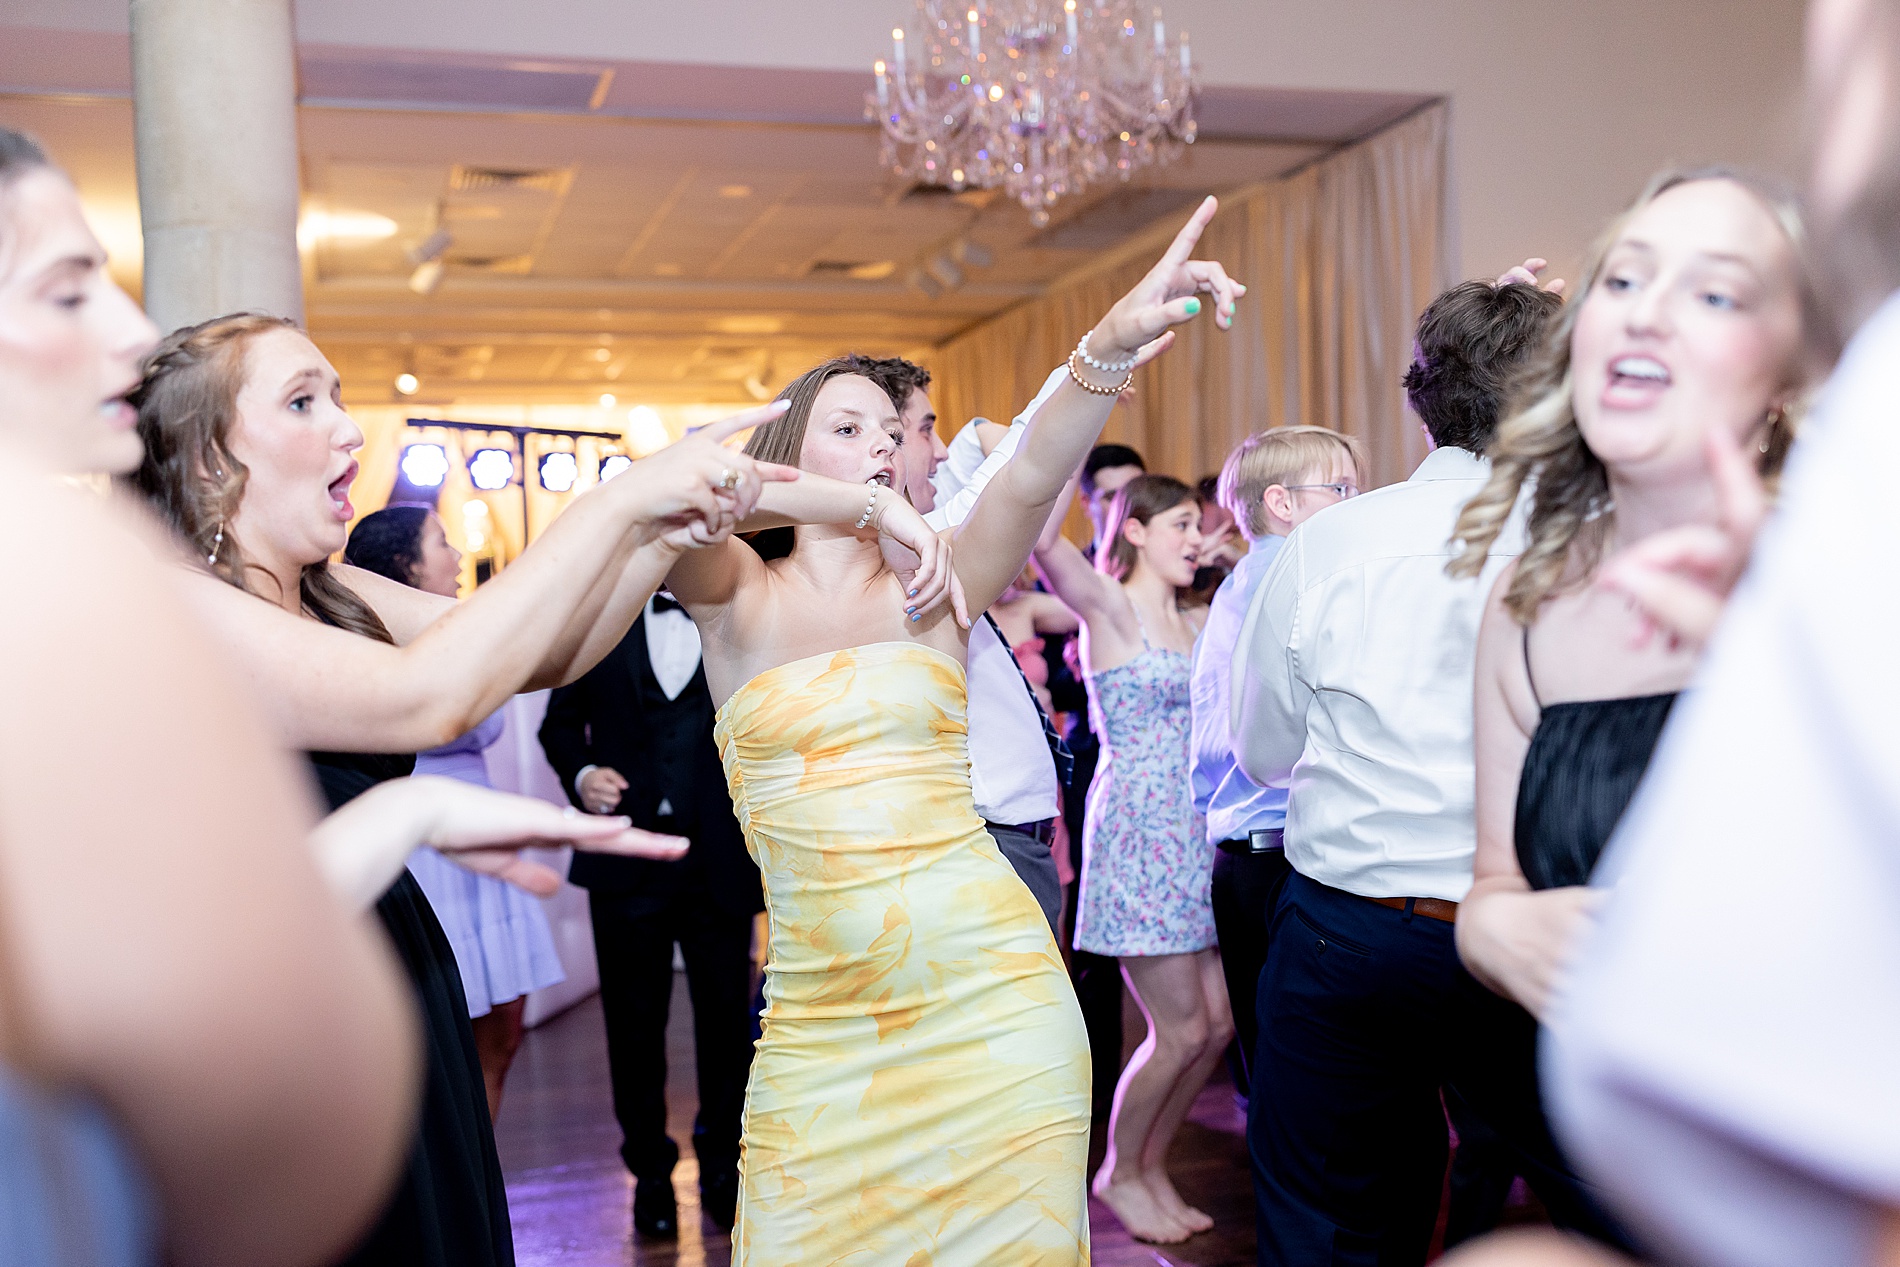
[{"x1": 1189, "y1": 425, "x2": 1363, "y2": 1087}]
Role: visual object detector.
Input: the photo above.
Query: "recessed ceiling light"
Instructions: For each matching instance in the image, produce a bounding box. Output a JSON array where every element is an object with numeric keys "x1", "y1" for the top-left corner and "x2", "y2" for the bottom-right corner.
[
  {"x1": 599, "y1": 393, "x2": 617, "y2": 408},
  {"x1": 394, "y1": 372, "x2": 420, "y2": 395},
  {"x1": 296, "y1": 209, "x2": 398, "y2": 249},
  {"x1": 593, "y1": 347, "x2": 612, "y2": 362}
]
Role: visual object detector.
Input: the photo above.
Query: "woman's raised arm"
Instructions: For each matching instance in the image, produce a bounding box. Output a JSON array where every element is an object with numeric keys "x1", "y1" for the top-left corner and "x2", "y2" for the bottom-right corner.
[
  {"x1": 950, "y1": 196, "x2": 1246, "y2": 615},
  {"x1": 187, "y1": 406, "x2": 792, "y2": 753}
]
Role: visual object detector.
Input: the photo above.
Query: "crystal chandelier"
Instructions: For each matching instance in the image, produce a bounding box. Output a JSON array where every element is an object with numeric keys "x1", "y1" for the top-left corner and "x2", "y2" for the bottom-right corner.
[{"x1": 867, "y1": 1, "x2": 1198, "y2": 227}]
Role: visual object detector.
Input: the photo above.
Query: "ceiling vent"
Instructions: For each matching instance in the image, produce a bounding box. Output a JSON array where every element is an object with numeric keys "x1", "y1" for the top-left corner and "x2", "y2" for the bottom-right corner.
[
  {"x1": 806, "y1": 259, "x2": 897, "y2": 280},
  {"x1": 449, "y1": 165, "x2": 574, "y2": 196},
  {"x1": 450, "y1": 254, "x2": 536, "y2": 275}
]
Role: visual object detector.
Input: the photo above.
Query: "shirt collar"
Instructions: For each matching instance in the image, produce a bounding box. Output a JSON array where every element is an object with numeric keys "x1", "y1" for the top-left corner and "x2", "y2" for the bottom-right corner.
[
  {"x1": 1233, "y1": 532, "x2": 1284, "y2": 580},
  {"x1": 1408, "y1": 445, "x2": 1492, "y2": 482}
]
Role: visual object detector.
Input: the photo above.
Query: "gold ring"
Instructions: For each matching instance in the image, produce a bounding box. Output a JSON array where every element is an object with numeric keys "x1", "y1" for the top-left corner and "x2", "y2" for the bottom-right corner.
[{"x1": 717, "y1": 467, "x2": 740, "y2": 491}]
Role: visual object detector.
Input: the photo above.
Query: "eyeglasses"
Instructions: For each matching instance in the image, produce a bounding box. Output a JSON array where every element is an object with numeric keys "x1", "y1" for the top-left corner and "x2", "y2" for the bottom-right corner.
[{"x1": 1284, "y1": 481, "x2": 1358, "y2": 500}]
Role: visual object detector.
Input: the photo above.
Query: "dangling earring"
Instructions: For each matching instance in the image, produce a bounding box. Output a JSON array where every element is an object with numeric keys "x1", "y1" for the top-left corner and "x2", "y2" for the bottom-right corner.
[
  {"x1": 1760, "y1": 406, "x2": 1782, "y2": 454},
  {"x1": 208, "y1": 467, "x2": 228, "y2": 566}
]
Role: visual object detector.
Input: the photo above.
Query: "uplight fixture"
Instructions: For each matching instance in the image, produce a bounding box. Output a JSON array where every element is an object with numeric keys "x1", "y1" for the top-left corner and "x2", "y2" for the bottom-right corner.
[
  {"x1": 538, "y1": 451, "x2": 580, "y2": 494},
  {"x1": 398, "y1": 442, "x2": 449, "y2": 488},
  {"x1": 468, "y1": 448, "x2": 516, "y2": 492}
]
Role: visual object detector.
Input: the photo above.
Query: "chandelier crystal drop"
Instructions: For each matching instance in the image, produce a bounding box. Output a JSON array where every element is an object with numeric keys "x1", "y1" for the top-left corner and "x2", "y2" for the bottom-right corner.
[{"x1": 867, "y1": 1, "x2": 1198, "y2": 227}]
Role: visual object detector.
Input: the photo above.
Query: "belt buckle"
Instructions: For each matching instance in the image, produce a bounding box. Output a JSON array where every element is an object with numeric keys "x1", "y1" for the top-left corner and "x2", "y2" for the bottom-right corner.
[{"x1": 1246, "y1": 828, "x2": 1281, "y2": 855}]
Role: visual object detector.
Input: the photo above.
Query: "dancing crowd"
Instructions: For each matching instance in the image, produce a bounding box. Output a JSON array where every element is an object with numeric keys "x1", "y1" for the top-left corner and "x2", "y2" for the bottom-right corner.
[{"x1": 5, "y1": 3, "x2": 1900, "y2": 1264}]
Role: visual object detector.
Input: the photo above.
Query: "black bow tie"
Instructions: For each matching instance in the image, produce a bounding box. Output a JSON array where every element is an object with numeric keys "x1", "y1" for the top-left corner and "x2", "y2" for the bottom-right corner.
[{"x1": 650, "y1": 593, "x2": 683, "y2": 614}]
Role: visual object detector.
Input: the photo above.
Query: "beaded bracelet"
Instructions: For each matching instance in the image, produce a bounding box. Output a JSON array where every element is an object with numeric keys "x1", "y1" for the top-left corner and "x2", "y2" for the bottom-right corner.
[
  {"x1": 1075, "y1": 329, "x2": 1138, "y2": 375},
  {"x1": 1066, "y1": 348, "x2": 1134, "y2": 396},
  {"x1": 854, "y1": 487, "x2": 880, "y2": 530}
]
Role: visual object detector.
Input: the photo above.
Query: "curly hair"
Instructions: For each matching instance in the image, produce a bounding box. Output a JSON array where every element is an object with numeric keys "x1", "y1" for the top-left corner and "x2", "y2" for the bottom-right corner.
[
  {"x1": 1402, "y1": 281, "x2": 1565, "y2": 452},
  {"x1": 1448, "y1": 167, "x2": 1818, "y2": 623},
  {"x1": 122, "y1": 312, "x2": 394, "y2": 643}
]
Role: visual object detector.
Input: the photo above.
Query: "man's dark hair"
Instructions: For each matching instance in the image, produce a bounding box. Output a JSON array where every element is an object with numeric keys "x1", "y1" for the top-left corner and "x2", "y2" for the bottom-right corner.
[
  {"x1": 832, "y1": 354, "x2": 930, "y2": 414},
  {"x1": 1081, "y1": 443, "x2": 1146, "y2": 495},
  {"x1": 1401, "y1": 280, "x2": 1563, "y2": 453}
]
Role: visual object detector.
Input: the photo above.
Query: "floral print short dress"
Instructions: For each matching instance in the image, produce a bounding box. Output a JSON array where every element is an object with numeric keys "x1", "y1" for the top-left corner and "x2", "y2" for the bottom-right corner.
[{"x1": 1075, "y1": 627, "x2": 1215, "y2": 957}]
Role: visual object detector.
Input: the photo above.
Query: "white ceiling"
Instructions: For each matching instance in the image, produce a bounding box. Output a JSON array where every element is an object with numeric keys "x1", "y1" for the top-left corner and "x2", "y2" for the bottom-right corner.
[{"x1": 1, "y1": 31, "x2": 1429, "y2": 406}]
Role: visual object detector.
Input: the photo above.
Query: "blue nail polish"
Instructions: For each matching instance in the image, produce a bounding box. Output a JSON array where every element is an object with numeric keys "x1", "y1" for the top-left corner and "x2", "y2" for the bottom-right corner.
[
  {"x1": 911, "y1": 612, "x2": 921, "y2": 622},
  {"x1": 908, "y1": 588, "x2": 919, "y2": 598}
]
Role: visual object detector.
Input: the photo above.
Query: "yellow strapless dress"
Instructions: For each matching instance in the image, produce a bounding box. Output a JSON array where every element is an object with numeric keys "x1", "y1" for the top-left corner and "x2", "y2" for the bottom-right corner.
[{"x1": 714, "y1": 642, "x2": 1091, "y2": 1265}]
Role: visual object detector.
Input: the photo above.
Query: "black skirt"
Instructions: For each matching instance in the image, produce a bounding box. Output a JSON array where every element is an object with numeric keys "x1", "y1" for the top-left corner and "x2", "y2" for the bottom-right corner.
[{"x1": 311, "y1": 750, "x2": 515, "y2": 1267}]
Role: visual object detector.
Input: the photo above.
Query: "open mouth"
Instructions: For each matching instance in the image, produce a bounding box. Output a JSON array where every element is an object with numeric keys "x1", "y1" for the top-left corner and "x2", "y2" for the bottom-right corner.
[
  {"x1": 1605, "y1": 354, "x2": 1671, "y2": 406},
  {"x1": 99, "y1": 383, "x2": 138, "y2": 430},
  {"x1": 327, "y1": 461, "x2": 359, "y2": 519},
  {"x1": 866, "y1": 471, "x2": 894, "y2": 488}
]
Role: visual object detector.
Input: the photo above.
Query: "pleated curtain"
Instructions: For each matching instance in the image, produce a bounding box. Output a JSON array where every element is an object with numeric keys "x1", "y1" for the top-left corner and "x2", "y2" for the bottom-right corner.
[{"x1": 923, "y1": 101, "x2": 1452, "y2": 493}]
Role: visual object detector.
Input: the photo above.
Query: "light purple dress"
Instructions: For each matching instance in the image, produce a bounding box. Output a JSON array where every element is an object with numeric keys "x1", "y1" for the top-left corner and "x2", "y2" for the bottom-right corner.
[
  {"x1": 408, "y1": 711, "x2": 565, "y2": 1018},
  {"x1": 1076, "y1": 621, "x2": 1214, "y2": 957}
]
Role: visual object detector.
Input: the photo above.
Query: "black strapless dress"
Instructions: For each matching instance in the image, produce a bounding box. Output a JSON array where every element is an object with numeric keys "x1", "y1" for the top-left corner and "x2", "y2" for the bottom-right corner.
[
  {"x1": 1514, "y1": 693, "x2": 1678, "y2": 890},
  {"x1": 309, "y1": 749, "x2": 515, "y2": 1267}
]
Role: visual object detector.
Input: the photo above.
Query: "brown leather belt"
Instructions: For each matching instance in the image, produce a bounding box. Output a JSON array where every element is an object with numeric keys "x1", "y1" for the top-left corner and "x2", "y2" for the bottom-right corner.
[{"x1": 1363, "y1": 895, "x2": 1459, "y2": 924}]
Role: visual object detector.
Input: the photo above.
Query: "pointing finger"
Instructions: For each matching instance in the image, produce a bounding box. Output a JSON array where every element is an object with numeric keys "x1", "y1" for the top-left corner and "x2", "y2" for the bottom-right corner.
[{"x1": 698, "y1": 398, "x2": 792, "y2": 445}]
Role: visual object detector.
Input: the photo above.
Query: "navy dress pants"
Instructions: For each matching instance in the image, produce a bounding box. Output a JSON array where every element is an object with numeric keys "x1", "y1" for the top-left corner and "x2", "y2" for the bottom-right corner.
[{"x1": 1249, "y1": 872, "x2": 1628, "y2": 1266}]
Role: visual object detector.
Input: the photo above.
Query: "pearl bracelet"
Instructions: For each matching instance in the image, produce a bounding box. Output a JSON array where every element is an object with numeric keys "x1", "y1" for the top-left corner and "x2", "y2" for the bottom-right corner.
[
  {"x1": 1075, "y1": 329, "x2": 1138, "y2": 375},
  {"x1": 1066, "y1": 348, "x2": 1134, "y2": 396},
  {"x1": 855, "y1": 487, "x2": 880, "y2": 530}
]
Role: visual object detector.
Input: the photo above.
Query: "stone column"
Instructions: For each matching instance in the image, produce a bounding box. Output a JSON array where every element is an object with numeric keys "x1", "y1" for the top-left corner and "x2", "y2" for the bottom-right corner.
[{"x1": 130, "y1": 0, "x2": 304, "y2": 332}]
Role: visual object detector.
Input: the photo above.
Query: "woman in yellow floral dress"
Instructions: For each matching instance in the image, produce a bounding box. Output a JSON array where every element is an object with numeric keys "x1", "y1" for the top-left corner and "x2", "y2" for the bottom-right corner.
[{"x1": 666, "y1": 199, "x2": 1244, "y2": 1264}]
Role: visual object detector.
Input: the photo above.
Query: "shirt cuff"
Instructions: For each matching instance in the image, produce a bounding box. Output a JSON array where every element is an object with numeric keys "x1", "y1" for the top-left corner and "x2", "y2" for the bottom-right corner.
[{"x1": 574, "y1": 765, "x2": 597, "y2": 797}]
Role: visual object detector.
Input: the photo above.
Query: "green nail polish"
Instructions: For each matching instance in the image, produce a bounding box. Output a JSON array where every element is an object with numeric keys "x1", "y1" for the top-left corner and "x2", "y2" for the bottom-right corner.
[{"x1": 1184, "y1": 297, "x2": 1201, "y2": 315}]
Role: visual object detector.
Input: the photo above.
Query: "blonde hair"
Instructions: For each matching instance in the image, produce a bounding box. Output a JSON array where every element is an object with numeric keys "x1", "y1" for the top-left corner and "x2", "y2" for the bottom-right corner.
[
  {"x1": 1217, "y1": 426, "x2": 1365, "y2": 538},
  {"x1": 1447, "y1": 167, "x2": 1817, "y2": 622}
]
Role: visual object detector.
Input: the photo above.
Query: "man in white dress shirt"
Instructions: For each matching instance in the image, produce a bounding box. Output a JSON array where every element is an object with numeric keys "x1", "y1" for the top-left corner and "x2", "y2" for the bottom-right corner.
[
  {"x1": 1190, "y1": 425, "x2": 1363, "y2": 1093},
  {"x1": 858, "y1": 357, "x2": 1071, "y2": 934},
  {"x1": 1232, "y1": 279, "x2": 1604, "y2": 1265}
]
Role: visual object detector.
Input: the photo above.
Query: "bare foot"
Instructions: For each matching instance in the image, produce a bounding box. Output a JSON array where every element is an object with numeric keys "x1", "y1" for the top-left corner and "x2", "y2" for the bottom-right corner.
[
  {"x1": 1144, "y1": 1168, "x2": 1213, "y2": 1233},
  {"x1": 1093, "y1": 1169, "x2": 1190, "y2": 1244}
]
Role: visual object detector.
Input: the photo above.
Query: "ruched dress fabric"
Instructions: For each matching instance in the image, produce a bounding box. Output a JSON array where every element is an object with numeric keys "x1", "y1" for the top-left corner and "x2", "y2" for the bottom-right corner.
[
  {"x1": 1075, "y1": 639, "x2": 1213, "y2": 957},
  {"x1": 713, "y1": 642, "x2": 1090, "y2": 1266},
  {"x1": 1514, "y1": 694, "x2": 1679, "y2": 890}
]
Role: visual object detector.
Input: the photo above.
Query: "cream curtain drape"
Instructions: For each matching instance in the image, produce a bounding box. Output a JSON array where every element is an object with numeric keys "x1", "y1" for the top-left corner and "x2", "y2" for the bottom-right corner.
[{"x1": 924, "y1": 102, "x2": 1451, "y2": 492}]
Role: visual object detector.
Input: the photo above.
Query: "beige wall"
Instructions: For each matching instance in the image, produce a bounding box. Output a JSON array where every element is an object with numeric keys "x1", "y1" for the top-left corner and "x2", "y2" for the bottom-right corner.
[{"x1": 14, "y1": 0, "x2": 1807, "y2": 289}]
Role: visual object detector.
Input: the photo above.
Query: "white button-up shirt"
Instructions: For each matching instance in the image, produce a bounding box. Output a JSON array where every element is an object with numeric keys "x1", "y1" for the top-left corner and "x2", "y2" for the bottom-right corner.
[
  {"x1": 1191, "y1": 534, "x2": 1287, "y2": 846},
  {"x1": 1231, "y1": 445, "x2": 1519, "y2": 901},
  {"x1": 926, "y1": 406, "x2": 1059, "y2": 826}
]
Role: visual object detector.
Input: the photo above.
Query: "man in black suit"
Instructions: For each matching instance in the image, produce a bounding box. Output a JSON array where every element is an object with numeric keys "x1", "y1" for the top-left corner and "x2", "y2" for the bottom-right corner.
[{"x1": 539, "y1": 593, "x2": 762, "y2": 1238}]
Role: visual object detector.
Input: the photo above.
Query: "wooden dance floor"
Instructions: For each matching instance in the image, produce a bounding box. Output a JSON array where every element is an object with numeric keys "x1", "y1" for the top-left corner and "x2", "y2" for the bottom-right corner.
[{"x1": 496, "y1": 978, "x2": 1260, "y2": 1266}]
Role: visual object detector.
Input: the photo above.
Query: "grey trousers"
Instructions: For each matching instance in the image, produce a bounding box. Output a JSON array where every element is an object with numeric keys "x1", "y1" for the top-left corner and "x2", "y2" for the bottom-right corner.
[{"x1": 985, "y1": 822, "x2": 1063, "y2": 939}]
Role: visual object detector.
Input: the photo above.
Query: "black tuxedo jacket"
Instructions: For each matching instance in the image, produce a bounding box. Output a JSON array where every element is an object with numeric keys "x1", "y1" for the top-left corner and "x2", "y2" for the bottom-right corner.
[{"x1": 539, "y1": 615, "x2": 762, "y2": 918}]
